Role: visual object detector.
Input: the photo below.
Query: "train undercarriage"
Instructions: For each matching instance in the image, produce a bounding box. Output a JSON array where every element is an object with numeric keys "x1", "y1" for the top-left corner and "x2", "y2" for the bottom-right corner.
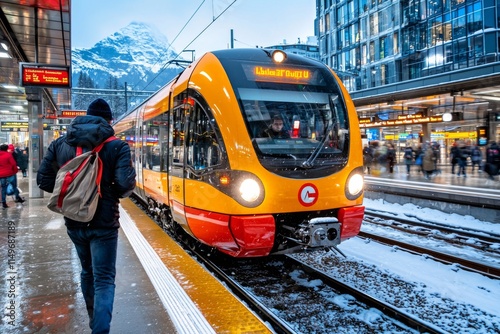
[{"x1": 141, "y1": 195, "x2": 349, "y2": 258}]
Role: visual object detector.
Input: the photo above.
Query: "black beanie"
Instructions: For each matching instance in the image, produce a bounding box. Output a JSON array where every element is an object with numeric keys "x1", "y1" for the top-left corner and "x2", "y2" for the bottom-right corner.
[{"x1": 87, "y1": 98, "x2": 112, "y2": 120}]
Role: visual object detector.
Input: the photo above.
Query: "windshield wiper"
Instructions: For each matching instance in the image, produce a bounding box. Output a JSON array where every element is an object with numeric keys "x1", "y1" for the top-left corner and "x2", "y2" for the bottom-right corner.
[{"x1": 301, "y1": 95, "x2": 338, "y2": 169}]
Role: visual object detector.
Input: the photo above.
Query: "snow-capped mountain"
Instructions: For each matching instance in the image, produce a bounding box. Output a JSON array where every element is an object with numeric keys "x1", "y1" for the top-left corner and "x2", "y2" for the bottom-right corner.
[{"x1": 72, "y1": 21, "x2": 182, "y2": 91}]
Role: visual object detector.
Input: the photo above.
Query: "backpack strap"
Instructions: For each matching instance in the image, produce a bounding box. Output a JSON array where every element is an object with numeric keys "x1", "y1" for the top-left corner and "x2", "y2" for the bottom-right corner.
[
  {"x1": 75, "y1": 136, "x2": 117, "y2": 156},
  {"x1": 93, "y1": 136, "x2": 120, "y2": 197},
  {"x1": 93, "y1": 136, "x2": 119, "y2": 154}
]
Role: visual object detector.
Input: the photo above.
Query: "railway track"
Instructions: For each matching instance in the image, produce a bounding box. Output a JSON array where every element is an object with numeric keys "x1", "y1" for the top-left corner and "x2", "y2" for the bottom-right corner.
[
  {"x1": 132, "y1": 195, "x2": 500, "y2": 333},
  {"x1": 363, "y1": 210, "x2": 500, "y2": 278},
  {"x1": 365, "y1": 210, "x2": 500, "y2": 246},
  {"x1": 285, "y1": 256, "x2": 447, "y2": 334},
  {"x1": 189, "y1": 249, "x2": 448, "y2": 333},
  {"x1": 142, "y1": 201, "x2": 447, "y2": 332}
]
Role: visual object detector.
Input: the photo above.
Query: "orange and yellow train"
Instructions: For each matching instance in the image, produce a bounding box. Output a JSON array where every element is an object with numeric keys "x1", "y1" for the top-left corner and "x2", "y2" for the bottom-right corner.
[{"x1": 113, "y1": 48, "x2": 365, "y2": 258}]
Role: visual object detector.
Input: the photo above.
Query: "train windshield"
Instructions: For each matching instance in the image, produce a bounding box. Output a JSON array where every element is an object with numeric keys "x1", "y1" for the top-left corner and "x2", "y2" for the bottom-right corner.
[{"x1": 226, "y1": 59, "x2": 350, "y2": 177}]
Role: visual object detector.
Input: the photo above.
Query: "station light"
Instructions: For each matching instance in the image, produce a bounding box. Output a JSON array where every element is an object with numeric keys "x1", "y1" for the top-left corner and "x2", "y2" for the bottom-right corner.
[
  {"x1": 442, "y1": 112, "x2": 452, "y2": 122},
  {"x1": 0, "y1": 41, "x2": 10, "y2": 58}
]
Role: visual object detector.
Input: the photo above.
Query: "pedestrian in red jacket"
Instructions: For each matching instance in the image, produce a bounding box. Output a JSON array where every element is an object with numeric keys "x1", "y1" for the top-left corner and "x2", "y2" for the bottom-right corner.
[{"x1": 0, "y1": 144, "x2": 24, "y2": 208}]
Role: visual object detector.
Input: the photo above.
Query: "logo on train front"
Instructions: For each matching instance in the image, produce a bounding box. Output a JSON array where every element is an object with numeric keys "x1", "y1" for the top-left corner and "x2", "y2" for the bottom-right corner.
[{"x1": 298, "y1": 183, "x2": 318, "y2": 207}]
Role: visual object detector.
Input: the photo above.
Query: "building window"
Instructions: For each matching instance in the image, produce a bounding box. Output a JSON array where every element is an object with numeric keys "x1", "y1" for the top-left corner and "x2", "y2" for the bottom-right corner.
[
  {"x1": 452, "y1": 7, "x2": 466, "y2": 39},
  {"x1": 345, "y1": 25, "x2": 351, "y2": 46},
  {"x1": 466, "y1": 1, "x2": 482, "y2": 35},
  {"x1": 369, "y1": 41, "x2": 375, "y2": 62},
  {"x1": 355, "y1": 47, "x2": 361, "y2": 69},
  {"x1": 362, "y1": 44, "x2": 368, "y2": 65},
  {"x1": 403, "y1": 0, "x2": 420, "y2": 26},
  {"x1": 354, "y1": 22, "x2": 360, "y2": 43},
  {"x1": 418, "y1": 23, "x2": 427, "y2": 50},
  {"x1": 428, "y1": 0, "x2": 443, "y2": 16},
  {"x1": 378, "y1": 6, "x2": 391, "y2": 32},
  {"x1": 359, "y1": 0, "x2": 369, "y2": 12},
  {"x1": 393, "y1": 32, "x2": 399, "y2": 55},
  {"x1": 360, "y1": 17, "x2": 367, "y2": 41},
  {"x1": 370, "y1": 12, "x2": 379, "y2": 35},
  {"x1": 429, "y1": 16, "x2": 443, "y2": 46},
  {"x1": 483, "y1": 5, "x2": 495, "y2": 29},
  {"x1": 337, "y1": 4, "x2": 346, "y2": 26},
  {"x1": 451, "y1": 0, "x2": 466, "y2": 8},
  {"x1": 381, "y1": 64, "x2": 389, "y2": 85},
  {"x1": 380, "y1": 36, "x2": 386, "y2": 59},
  {"x1": 454, "y1": 38, "x2": 468, "y2": 69},
  {"x1": 330, "y1": 33, "x2": 335, "y2": 55}
]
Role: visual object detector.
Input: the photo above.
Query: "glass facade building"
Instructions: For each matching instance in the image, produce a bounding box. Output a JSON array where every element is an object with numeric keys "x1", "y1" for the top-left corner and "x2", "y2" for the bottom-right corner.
[
  {"x1": 316, "y1": 0, "x2": 499, "y2": 92},
  {"x1": 316, "y1": 0, "x2": 500, "y2": 149}
]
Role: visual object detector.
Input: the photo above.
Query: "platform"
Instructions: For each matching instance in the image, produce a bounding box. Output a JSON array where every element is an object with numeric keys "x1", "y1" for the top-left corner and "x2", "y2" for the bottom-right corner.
[
  {"x1": 0, "y1": 173, "x2": 272, "y2": 334},
  {"x1": 364, "y1": 162, "x2": 500, "y2": 223},
  {"x1": 366, "y1": 162, "x2": 500, "y2": 190},
  {"x1": 1, "y1": 165, "x2": 498, "y2": 333}
]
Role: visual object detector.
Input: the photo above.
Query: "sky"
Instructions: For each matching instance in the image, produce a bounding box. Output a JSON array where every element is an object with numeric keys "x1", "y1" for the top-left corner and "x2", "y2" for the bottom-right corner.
[{"x1": 71, "y1": 0, "x2": 316, "y2": 57}]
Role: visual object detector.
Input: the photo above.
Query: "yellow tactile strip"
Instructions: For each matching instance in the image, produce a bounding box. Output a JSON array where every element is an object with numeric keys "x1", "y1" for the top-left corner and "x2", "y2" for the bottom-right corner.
[{"x1": 120, "y1": 198, "x2": 273, "y2": 334}]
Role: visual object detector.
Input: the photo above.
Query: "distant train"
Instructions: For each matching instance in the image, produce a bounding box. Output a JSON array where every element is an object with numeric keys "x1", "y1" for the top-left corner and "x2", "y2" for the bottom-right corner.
[{"x1": 113, "y1": 48, "x2": 365, "y2": 257}]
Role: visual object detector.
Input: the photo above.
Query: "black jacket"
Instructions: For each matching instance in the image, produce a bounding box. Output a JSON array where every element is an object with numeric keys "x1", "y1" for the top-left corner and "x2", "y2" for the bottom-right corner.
[{"x1": 37, "y1": 115, "x2": 136, "y2": 228}]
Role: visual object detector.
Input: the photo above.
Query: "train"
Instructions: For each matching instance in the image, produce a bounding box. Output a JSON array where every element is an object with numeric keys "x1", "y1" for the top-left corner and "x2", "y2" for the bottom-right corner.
[{"x1": 113, "y1": 48, "x2": 365, "y2": 258}]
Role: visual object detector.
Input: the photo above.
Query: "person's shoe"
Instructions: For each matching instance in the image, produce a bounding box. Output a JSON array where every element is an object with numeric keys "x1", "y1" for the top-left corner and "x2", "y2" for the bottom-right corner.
[
  {"x1": 2, "y1": 202, "x2": 8, "y2": 209},
  {"x1": 15, "y1": 197, "x2": 25, "y2": 203}
]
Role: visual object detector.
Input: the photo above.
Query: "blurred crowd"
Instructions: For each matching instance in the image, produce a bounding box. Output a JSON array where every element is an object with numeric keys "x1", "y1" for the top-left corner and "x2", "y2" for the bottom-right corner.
[
  {"x1": 0, "y1": 143, "x2": 28, "y2": 208},
  {"x1": 363, "y1": 139, "x2": 500, "y2": 181}
]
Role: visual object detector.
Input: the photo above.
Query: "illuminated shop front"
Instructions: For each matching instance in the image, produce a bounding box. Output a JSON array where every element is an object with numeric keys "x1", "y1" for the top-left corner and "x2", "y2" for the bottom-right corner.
[{"x1": 316, "y1": 0, "x2": 500, "y2": 147}]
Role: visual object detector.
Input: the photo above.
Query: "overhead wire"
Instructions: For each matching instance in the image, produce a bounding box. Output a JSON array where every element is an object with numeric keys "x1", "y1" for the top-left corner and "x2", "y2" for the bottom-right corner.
[
  {"x1": 130, "y1": 0, "x2": 206, "y2": 91},
  {"x1": 233, "y1": 38, "x2": 255, "y2": 48},
  {"x1": 140, "y1": 0, "x2": 238, "y2": 91}
]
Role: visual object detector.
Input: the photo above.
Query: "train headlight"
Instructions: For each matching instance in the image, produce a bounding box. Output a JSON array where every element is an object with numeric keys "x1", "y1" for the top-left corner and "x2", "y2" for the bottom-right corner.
[
  {"x1": 271, "y1": 50, "x2": 287, "y2": 63},
  {"x1": 209, "y1": 170, "x2": 265, "y2": 208},
  {"x1": 345, "y1": 168, "x2": 364, "y2": 200},
  {"x1": 239, "y1": 178, "x2": 261, "y2": 202}
]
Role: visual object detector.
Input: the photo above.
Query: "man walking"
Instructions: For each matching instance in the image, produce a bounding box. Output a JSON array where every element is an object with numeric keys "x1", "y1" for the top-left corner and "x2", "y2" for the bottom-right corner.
[{"x1": 37, "y1": 98, "x2": 136, "y2": 333}]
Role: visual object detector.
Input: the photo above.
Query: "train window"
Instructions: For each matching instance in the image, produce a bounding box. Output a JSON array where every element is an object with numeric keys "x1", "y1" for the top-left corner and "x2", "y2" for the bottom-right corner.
[
  {"x1": 240, "y1": 91, "x2": 348, "y2": 161},
  {"x1": 171, "y1": 95, "x2": 187, "y2": 166},
  {"x1": 142, "y1": 120, "x2": 160, "y2": 171},
  {"x1": 185, "y1": 100, "x2": 222, "y2": 171},
  {"x1": 236, "y1": 65, "x2": 349, "y2": 174},
  {"x1": 143, "y1": 114, "x2": 169, "y2": 172}
]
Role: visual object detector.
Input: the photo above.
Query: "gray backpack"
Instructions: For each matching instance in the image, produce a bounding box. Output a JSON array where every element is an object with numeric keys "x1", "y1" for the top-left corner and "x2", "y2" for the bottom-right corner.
[{"x1": 47, "y1": 137, "x2": 118, "y2": 222}]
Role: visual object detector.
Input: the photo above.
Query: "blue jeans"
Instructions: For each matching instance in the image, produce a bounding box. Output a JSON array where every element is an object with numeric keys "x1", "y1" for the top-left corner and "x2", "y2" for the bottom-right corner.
[
  {"x1": 0, "y1": 175, "x2": 20, "y2": 203},
  {"x1": 457, "y1": 159, "x2": 467, "y2": 176},
  {"x1": 67, "y1": 228, "x2": 118, "y2": 334}
]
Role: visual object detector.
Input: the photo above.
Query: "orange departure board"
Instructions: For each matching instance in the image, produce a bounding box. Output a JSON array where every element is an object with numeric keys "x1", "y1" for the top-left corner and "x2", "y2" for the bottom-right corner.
[{"x1": 20, "y1": 63, "x2": 71, "y2": 88}]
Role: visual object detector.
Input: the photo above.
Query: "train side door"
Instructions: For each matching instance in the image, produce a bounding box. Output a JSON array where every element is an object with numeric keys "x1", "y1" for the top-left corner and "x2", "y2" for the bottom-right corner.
[
  {"x1": 168, "y1": 94, "x2": 190, "y2": 229},
  {"x1": 135, "y1": 106, "x2": 146, "y2": 200}
]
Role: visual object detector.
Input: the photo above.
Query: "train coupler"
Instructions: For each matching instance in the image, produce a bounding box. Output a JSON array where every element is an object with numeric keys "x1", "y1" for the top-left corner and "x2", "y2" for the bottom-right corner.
[{"x1": 285, "y1": 217, "x2": 341, "y2": 248}]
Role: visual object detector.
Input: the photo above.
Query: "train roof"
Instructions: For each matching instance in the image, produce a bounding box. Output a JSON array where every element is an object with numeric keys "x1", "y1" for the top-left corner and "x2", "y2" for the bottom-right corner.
[
  {"x1": 113, "y1": 48, "x2": 329, "y2": 127},
  {"x1": 210, "y1": 48, "x2": 324, "y2": 67}
]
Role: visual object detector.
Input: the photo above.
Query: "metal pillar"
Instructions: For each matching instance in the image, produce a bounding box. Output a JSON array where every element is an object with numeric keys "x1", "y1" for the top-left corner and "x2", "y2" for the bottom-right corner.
[
  {"x1": 26, "y1": 87, "x2": 44, "y2": 198},
  {"x1": 422, "y1": 123, "x2": 432, "y2": 143}
]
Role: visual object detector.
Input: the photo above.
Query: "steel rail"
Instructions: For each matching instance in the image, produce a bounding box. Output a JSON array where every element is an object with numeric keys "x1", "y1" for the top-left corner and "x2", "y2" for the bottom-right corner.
[
  {"x1": 358, "y1": 231, "x2": 500, "y2": 279},
  {"x1": 365, "y1": 210, "x2": 500, "y2": 244},
  {"x1": 287, "y1": 256, "x2": 449, "y2": 334}
]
